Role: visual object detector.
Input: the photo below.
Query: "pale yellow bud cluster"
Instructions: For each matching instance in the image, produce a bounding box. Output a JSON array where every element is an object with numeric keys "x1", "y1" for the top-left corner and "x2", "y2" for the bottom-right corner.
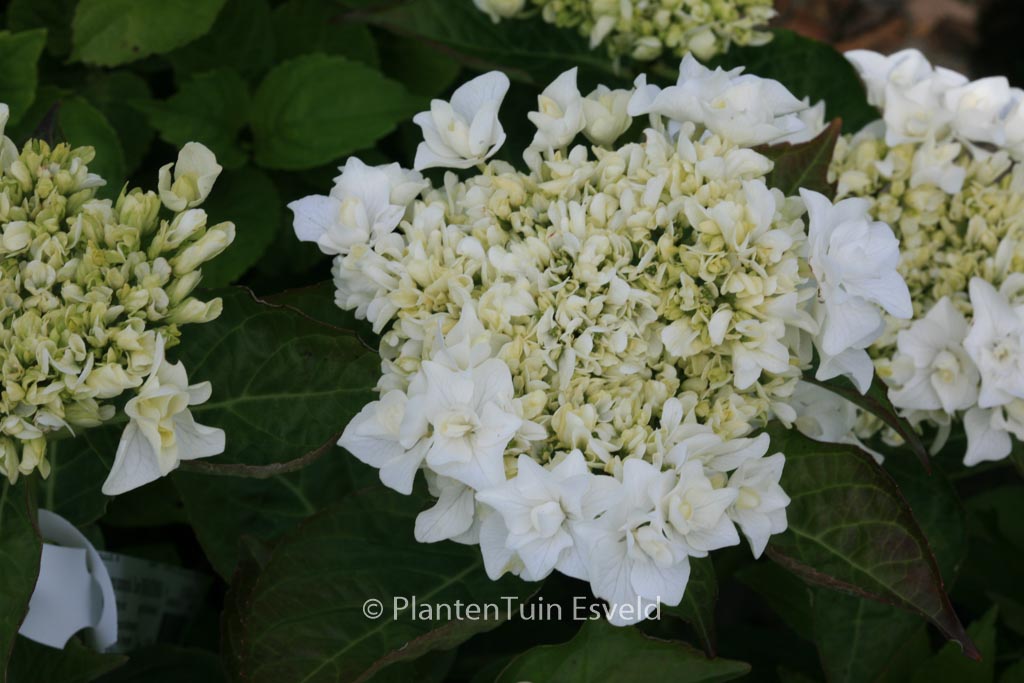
[
  {"x1": 503, "y1": 0, "x2": 775, "y2": 62},
  {"x1": 0, "y1": 140, "x2": 234, "y2": 482}
]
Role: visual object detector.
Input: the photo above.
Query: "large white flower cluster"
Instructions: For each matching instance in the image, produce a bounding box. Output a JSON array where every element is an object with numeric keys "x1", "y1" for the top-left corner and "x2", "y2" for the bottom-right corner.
[
  {"x1": 0, "y1": 107, "x2": 230, "y2": 495},
  {"x1": 828, "y1": 49, "x2": 1024, "y2": 466},
  {"x1": 291, "y1": 59, "x2": 911, "y2": 623},
  {"x1": 472, "y1": 0, "x2": 775, "y2": 62}
]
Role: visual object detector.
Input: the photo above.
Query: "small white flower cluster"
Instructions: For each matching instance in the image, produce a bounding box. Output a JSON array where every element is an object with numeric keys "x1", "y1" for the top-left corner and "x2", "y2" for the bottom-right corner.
[
  {"x1": 472, "y1": 0, "x2": 775, "y2": 62},
  {"x1": 846, "y1": 49, "x2": 1024, "y2": 159},
  {"x1": 292, "y1": 59, "x2": 911, "y2": 623},
  {"x1": 825, "y1": 49, "x2": 1024, "y2": 466},
  {"x1": 0, "y1": 106, "x2": 230, "y2": 494}
]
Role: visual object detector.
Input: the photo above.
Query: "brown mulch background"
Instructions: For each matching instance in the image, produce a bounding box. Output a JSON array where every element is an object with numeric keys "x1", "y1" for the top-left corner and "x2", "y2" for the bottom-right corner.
[{"x1": 774, "y1": 0, "x2": 1024, "y2": 84}]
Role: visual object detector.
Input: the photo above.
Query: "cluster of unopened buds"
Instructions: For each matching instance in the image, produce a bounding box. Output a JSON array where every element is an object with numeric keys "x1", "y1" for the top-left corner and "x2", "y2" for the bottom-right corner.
[
  {"x1": 472, "y1": 0, "x2": 775, "y2": 62},
  {"x1": 291, "y1": 53, "x2": 918, "y2": 622},
  {"x1": 808, "y1": 49, "x2": 1024, "y2": 465},
  {"x1": 0, "y1": 104, "x2": 232, "y2": 495}
]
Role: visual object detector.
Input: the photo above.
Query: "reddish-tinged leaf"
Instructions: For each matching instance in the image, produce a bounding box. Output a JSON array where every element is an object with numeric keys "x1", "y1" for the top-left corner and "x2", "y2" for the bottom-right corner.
[
  {"x1": 755, "y1": 118, "x2": 842, "y2": 198},
  {"x1": 765, "y1": 426, "x2": 977, "y2": 659}
]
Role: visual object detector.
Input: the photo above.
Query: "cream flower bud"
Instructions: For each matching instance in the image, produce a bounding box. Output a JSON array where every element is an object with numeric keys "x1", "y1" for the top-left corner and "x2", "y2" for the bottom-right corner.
[
  {"x1": 168, "y1": 297, "x2": 222, "y2": 325},
  {"x1": 158, "y1": 142, "x2": 223, "y2": 211},
  {"x1": 472, "y1": 0, "x2": 525, "y2": 22},
  {"x1": 166, "y1": 271, "x2": 203, "y2": 305},
  {"x1": 581, "y1": 85, "x2": 633, "y2": 147},
  {"x1": 117, "y1": 188, "x2": 162, "y2": 233},
  {"x1": 171, "y1": 222, "x2": 235, "y2": 276}
]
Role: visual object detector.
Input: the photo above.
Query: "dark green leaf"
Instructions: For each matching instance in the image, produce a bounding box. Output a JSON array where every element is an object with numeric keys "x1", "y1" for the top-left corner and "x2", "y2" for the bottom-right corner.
[
  {"x1": 765, "y1": 426, "x2": 975, "y2": 656},
  {"x1": 807, "y1": 454, "x2": 968, "y2": 683},
  {"x1": 77, "y1": 72, "x2": 154, "y2": 175},
  {"x1": 810, "y1": 591, "x2": 922, "y2": 683},
  {"x1": 265, "y1": 281, "x2": 377, "y2": 345},
  {"x1": 101, "y1": 477, "x2": 187, "y2": 529},
  {"x1": 378, "y1": 38, "x2": 460, "y2": 98},
  {"x1": 227, "y1": 486, "x2": 537, "y2": 683},
  {"x1": 7, "y1": 0, "x2": 75, "y2": 57},
  {"x1": 39, "y1": 429, "x2": 120, "y2": 526},
  {"x1": 713, "y1": 30, "x2": 877, "y2": 134},
  {"x1": 55, "y1": 96, "x2": 127, "y2": 199},
  {"x1": 166, "y1": 0, "x2": 274, "y2": 81},
  {"x1": 0, "y1": 29, "x2": 47, "y2": 125},
  {"x1": 272, "y1": 0, "x2": 378, "y2": 67},
  {"x1": 250, "y1": 54, "x2": 421, "y2": 170},
  {"x1": 805, "y1": 371, "x2": 931, "y2": 471},
  {"x1": 7, "y1": 636, "x2": 126, "y2": 683},
  {"x1": 495, "y1": 619, "x2": 750, "y2": 683},
  {"x1": 133, "y1": 69, "x2": 250, "y2": 170},
  {"x1": 665, "y1": 557, "x2": 718, "y2": 656},
  {"x1": 734, "y1": 561, "x2": 815, "y2": 641},
  {"x1": 0, "y1": 481, "x2": 41, "y2": 677},
  {"x1": 170, "y1": 288, "x2": 380, "y2": 577},
  {"x1": 755, "y1": 118, "x2": 841, "y2": 198},
  {"x1": 911, "y1": 608, "x2": 998, "y2": 683},
  {"x1": 196, "y1": 167, "x2": 280, "y2": 288},
  {"x1": 368, "y1": 0, "x2": 619, "y2": 85},
  {"x1": 94, "y1": 646, "x2": 223, "y2": 682},
  {"x1": 70, "y1": 0, "x2": 228, "y2": 67}
]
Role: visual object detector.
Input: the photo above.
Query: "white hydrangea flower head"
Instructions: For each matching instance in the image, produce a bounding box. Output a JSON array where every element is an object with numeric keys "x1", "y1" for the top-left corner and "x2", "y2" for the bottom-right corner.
[
  {"x1": 0, "y1": 134, "x2": 233, "y2": 489},
  {"x1": 829, "y1": 57, "x2": 1024, "y2": 466},
  {"x1": 413, "y1": 71, "x2": 510, "y2": 170},
  {"x1": 302, "y1": 59, "x2": 935, "y2": 621}
]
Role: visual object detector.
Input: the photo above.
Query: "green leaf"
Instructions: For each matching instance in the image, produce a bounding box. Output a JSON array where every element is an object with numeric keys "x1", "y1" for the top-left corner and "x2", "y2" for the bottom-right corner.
[
  {"x1": 132, "y1": 69, "x2": 250, "y2": 170},
  {"x1": 40, "y1": 429, "x2": 120, "y2": 526},
  {"x1": 55, "y1": 96, "x2": 127, "y2": 199},
  {"x1": 7, "y1": 0, "x2": 76, "y2": 57},
  {"x1": 805, "y1": 371, "x2": 931, "y2": 471},
  {"x1": 272, "y1": 0, "x2": 378, "y2": 67},
  {"x1": 226, "y1": 486, "x2": 537, "y2": 683},
  {"x1": 7, "y1": 637, "x2": 126, "y2": 683},
  {"x1": 810, "y1": 592, "x2": 922, "y2": 683},
  {"x1": 194, "y1": 167, "x2": 280, "y2": 287},
  {"x1": 665, "y1": 557, "x2": 718, "y2": 656},
  {"x1": 166, "y1": 0, "x2": 274, "y2": 81},
  {"x1": 368, "y1": 0, "x2": 619, "y2": 85},
  {"x1": 378, "y1": 37, "x2": 460, "y2": 98},
  {"x1": 764, "y1": 426, "x2": 975, "y2": 656},
  {"x1": 250, "y1": 54, "x2": 422, "y2": 170},
  {"x1": 911, "y1": 608, "x2": 998, "y2": 683},
  {"x1": 170, "y1": 288, "x2": 380, "y2": 577},
  {"x1": 735, "y1": 561, "x2": 815, "y2": 641},
  {"x1": 0, "y1": 481, "x2": 41, "y2": 676},
  {"x1": 93, "y1": 646, "x2": 223, "y2": 682},
  {"x1": 713, "y1": 30, "x2": 877, "y2": 134},
  {"x1": 77, "y1": 72, "x2": 154, "y2": 175},
  {"x1": 495, "y1": 619, "x2": 750, "y2": 683},
  {"x1": 807, "y1": 455, "x2": 968, "y2": 683},
  {"x1": 0, "y1": 29, "x2": 47, "y2": 125},
  {"x1": 756, "y1": 118, "x2": 842, "y2": 198},
  {"x1": 70, "y1": 0, "x2": 228, "y2": 67},
  {"x1": 265, "y1": 281, "x2": 377, "y2": 346}
]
